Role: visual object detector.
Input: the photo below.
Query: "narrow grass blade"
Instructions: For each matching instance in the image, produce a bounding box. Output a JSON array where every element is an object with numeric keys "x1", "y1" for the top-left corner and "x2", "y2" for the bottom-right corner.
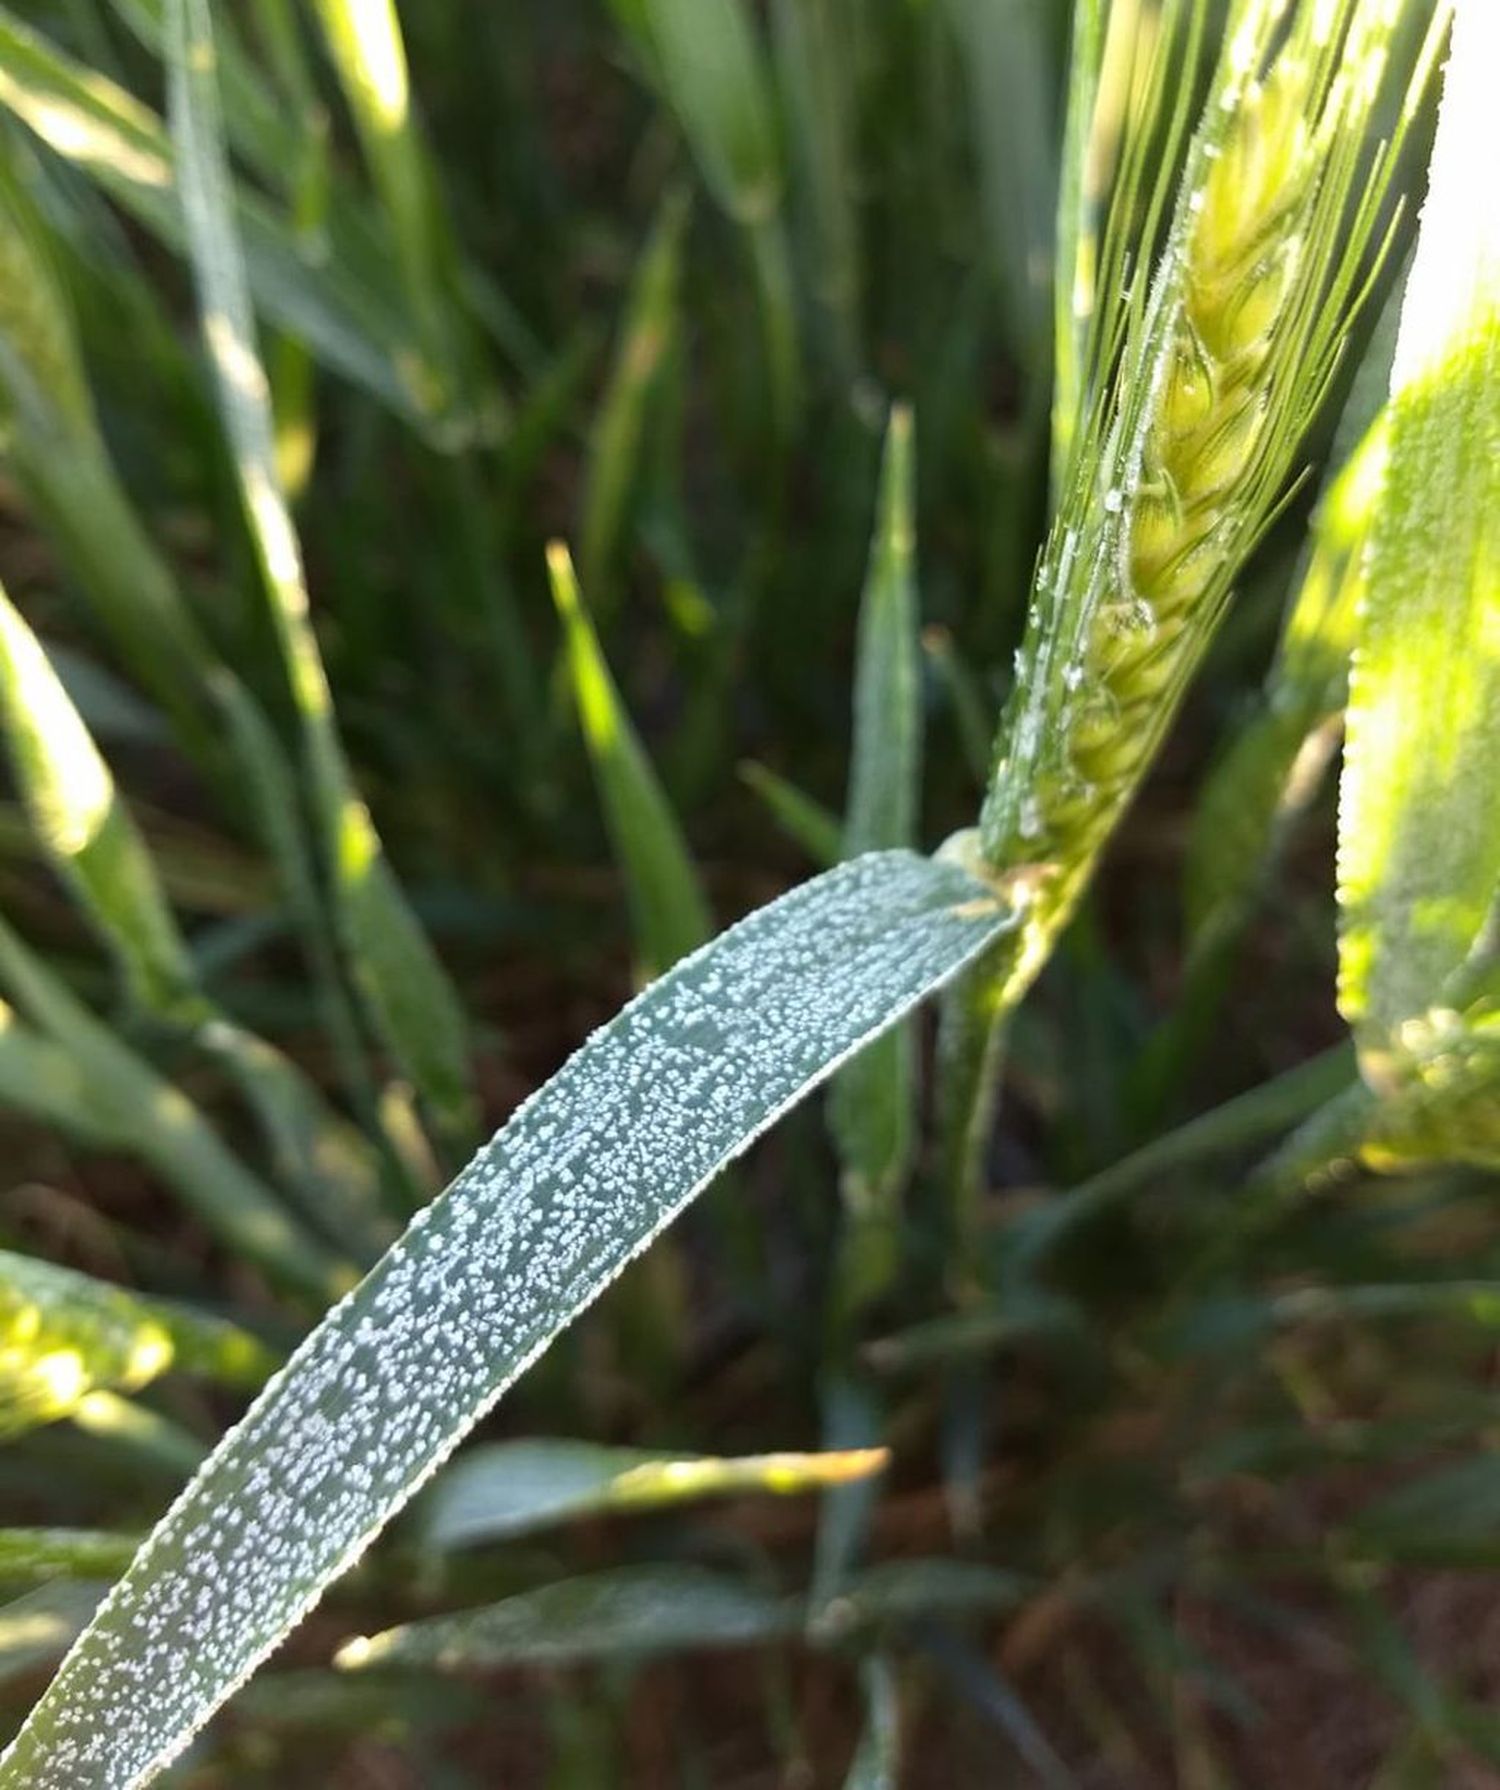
[
  {"x1": 0, "y1": 1532, "x2": 139, "y2": 1588},
  {"x1": 921, "y1": 627, "x2": 992, "y2": 788},
  {"x1": 0, "y1": 851, "x2": 1014, "y2": 1786},
  {"x1": 0, "y1": 585, "x2": 389, "y2": 1253},
  {"x1": 1337, "y1": 0, "x2": 1500, "y2": 1076},
  {"x1": 413, "y1": 1438, "x2": 889, "y2": 1551},
  {"x1": 830, "y1": 408, "x2": 922, "y2": 1293},
  {"x1": 769, "y1": 0, "x2": 859, "y2": 373},
  {"x1": 0, "y1": 583, "x2": 195, "y2": 1015},
  {"x1": 945, "y1": 0, "x2": 1056, "y2": 364},
  {"x1": 309, "y1": 0, "x2": 489, "y2": 440},
  {"x1": 578, "y1": 187, "x2": 690, "y2": 604},
  {"x1": 0, "y1": 1585, "x2": 105, "y2": 1690},
  {"x1": 342, "y1": 1557, "x2": 1025, "y2": 1676},
  {"x1": 844, "y1": 1655, "x2": 900, "y2": 1790},
  {"x1": 0, "y1": 1249, "x2": 275, "y2": 1438},
  {"x1": 548, "y1": 543, "x2": 711, "y2": 980},
  {"x1": 842, "y1": 409, "x2": 921, "y2": 867},
  {"x1": 633, "y1": 0, "x2": 779, "y2": 232},
  {"x1": 0, "y1": 156, "x2": 209, "y2": 733},
  {"x1": 739, "y1": 762, "x2": 841, "y2": 868},
  {"x1": 0, "y1": 7, "x2": 431, "y2": 424},
  {"x1": 633, "y1": 0, "x2": 799, "y2": 434},
  {"x1": 167, "y1": 0, "x2": 474, "y2": 1142},
  {"x1": 0, "y1": 1000, "x2": 128, "y2": 1147},
  {"x1": 338, "y1": 1565, "x2": 796, "y2": 1671},
  {"x1": 105, "y1": 0, "x2": 298, "y2": 189},
  {"x1": 0, "y1": 915, "x2": 354, "y2": 1301}
]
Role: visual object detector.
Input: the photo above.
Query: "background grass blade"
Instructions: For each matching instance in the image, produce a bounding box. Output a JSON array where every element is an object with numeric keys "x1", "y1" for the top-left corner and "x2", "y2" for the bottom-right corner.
[
  {"x1": 337, "y1": 1564, "x2": 796, "y2": 1671},
  {"x1": 578, "y1": 186, "x2": 690, "y2": 606},
  {"x1": 309, "y1": 0, "x2": 487, "y2": 441},
  {"x1": 1337, "y1": 0, "x2": 1500, "y2": 1079},
  {"x1": 739, "y1": 762, "x2": 842, "y2": 868},
  {"x1": 0, "y1": 1248, "x2": 275, "y2": 1438},
  {"x1": 0, "y1": 583, "x2": 191, "y2": 1010},
  {"x1": 0, "y1": 850, "x2": 1013, "y2": 1787},
  {"x1": 0, "y1": 1000, "x2": 130, "y2": 1148},
  {"x1": 0, "y1": 582, "x2": 389, "y2": 1253},
  {"x1": 548, "y1": 543, "x2": 711, "y2": 980},
  {"x1": 769, "y1": 0, "x2": 859, "y2": 375},
  {"x1": 412, "y1": 1438, "x2": 889, "y2": 1551},
  {"x1": 0, "y1": 7, "x2": 430, "y2": 425},
  {"x1": 0, "y1": 915, "x2": 353, "y2": 1301},
  {"x1": 945, "y1": 0, "x2": 1055, "y2": 370},
  {"x1": 167, "y1": 0, "x2": 474, "y2": 1144},
  {"x1": 0, "y1": 1532, "x2": 139, "y2": 1588},
  {"x1": 844, "y1": 1655, "x2": 900, "y2": 1790},
  {"x1": 830, "y1": 406, "x2": 922, "y2": 1307},
  {"x1": 633, "y1": 0, "x2": 800, "y2": 438}
]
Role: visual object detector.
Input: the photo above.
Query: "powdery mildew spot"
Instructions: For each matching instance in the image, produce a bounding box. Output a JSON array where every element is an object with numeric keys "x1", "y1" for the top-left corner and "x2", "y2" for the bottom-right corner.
[{"x1": 0, "y1": 851, "x2": 1011, "y2": 1789}]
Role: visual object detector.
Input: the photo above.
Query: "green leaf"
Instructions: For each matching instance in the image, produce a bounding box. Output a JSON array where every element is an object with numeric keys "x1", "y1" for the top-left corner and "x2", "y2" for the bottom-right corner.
[
  {"x1": 945, "y1": 0, "x2": 1056, "y2": 362},
  {"x1": 0, "y1": 1584, "x2": 104, "y2": 1690},
  {"x1": 413, "y1": 1438, "x2": 889, "y2": 1551},
  {"x1": 1338, "y1": 0, "x2": 1500, "y2": 1074},
  {"x1": 0, "y1": 1532, "x2": 139, "y2": 1588},
  {"x1": 831, "y1": 408, "x2": 922, "y2": 1228},
  {"x1": 1352, "y1": 1454, "x2": 1500, "y2": 1565},
  {"x1": 739, "y1": 762, "x2": 841, "y2": 868},
  {"x1": 104, "y1": 0, "x2": 299, "y2": 189},
  {"x1": 337, "y1": 1565, "x2": 795, "y2": 1671},
  {"x1": 0, "y1": 1248, "x2": 276, "y2": 1437},
  {"x1": 339, "y1": 1556, "x2": 1027, "y2": 1677},
  {"x1": 768, "y1": 0, "x2": 858, "y2": 372},
  {"x1": 309, "y1": 0, "x2": 490, "y2": 440},
  {"x1": 0, "y1": 998, "x2": 129, "y2": 1149},
  {"x1": 635, "y1": 0, "x2": 781, "y2": 226},
  {"x1": 844, "y1": 1655, "x2": 900, "y2": 1790},
  {"x1": 548, "y1": 543, "x2": 712, "y2": 980},
  {"x1": 633, "y1": 0, "x2": 799, "y2": 434},
  {"x1": 0, "y1": 583, "x2": 389, "y2": 1254},
  {"x1": 166, "y1": 0, "x2": 474, "y2": 1141},
  {"x1": 0, "y1": 851, "x2": 1012, "y2": 1786},
  {"x1": 0, "y1": 6, "x2": 430, "y2": 425},
  {"x1": 579, "y1": 186, "x2": 690, "y2": 604},
  {"x1": 0, "y1": 916, "x2": 354, "y2": 1301},
  {"x1": 0, "y1": 582, "x2": 196, "y2": 1015}
]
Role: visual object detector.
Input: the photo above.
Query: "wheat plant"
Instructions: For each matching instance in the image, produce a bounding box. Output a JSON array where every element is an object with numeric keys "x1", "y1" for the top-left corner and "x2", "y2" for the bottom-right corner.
[{"x1": 0, "y1": 0, "x2": 1491, "y2": 1783}]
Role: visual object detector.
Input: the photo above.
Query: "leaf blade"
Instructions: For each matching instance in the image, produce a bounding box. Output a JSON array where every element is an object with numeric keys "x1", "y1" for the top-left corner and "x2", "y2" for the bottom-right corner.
[
  {"x1": 1337, "y1": 0, "x2": 1500, "y2": 1069},
  {"x1": 0, "y1": 851, "x2": 1013, "y2": 1787}
]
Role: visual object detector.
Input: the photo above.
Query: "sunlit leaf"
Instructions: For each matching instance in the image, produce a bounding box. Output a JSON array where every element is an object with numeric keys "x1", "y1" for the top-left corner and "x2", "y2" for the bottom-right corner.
[
  {"x1": 1338, "y1": 0, "x2": 1500, "y2": 1078},
  {"x1": 548, "y1": 543, "x2": 712, "y2": 980},
  {"x1": 167, "y1": 0, "x2": 474, "y2": 1140},
  {"x1": 414, "y1": 1437, "x2": 889, "y2": 1551}
]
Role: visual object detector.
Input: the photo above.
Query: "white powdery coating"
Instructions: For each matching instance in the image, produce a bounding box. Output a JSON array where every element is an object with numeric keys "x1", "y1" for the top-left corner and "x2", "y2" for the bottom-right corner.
[{"x1": 0, "y1": 851, "x2": 1008, "y2": 1789}]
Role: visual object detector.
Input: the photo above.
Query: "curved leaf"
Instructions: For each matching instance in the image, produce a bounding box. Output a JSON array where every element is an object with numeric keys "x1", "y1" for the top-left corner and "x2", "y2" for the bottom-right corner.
[{"x1": 0, "y1": 851, "x2": 1013, "y2": 1787}]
